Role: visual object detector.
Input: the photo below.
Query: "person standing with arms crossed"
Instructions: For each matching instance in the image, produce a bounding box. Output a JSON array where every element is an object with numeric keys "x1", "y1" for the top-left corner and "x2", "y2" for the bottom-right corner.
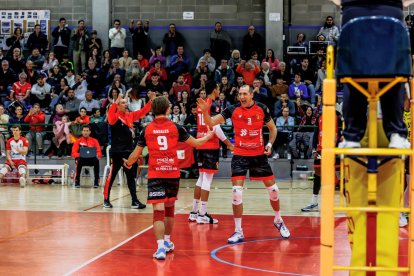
[
  {"x1": 103, "y1": 92, "x2": 156, "y2": 209},
  {"x1": 197, "y1": 85, "x2": 290, "y2": 243},
  {"x1": 124, "y1": 96, "x2": 214, "y2": 260}
]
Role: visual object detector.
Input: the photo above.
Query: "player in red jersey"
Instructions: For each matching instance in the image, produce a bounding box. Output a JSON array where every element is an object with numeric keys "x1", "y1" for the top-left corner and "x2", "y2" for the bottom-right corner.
[
  {"x1": 124, "y1": 96, "x2": 214, "y2": 260},
  {"x1": 189, "y1": 83, "x2": 234, "y2": 224},
  {"x1": 198, "y1": 85, "x2": 290, "y2": 244},
  {"x1": 0, "y1": 125, "x2": 29, "y2": 188}
]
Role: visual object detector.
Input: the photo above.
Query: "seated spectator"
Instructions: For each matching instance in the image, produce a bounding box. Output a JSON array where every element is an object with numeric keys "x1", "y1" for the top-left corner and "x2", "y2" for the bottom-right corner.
[
  {"x1": 250, "y1": 51, "x2": 260, "y2": 66},
  {"x1": 90, "y1": 108, "x2": 104, "y2": 123},
  {"x1": 273, "y1": 61, "x2": 291, "y2": 85},
  {"x1": 139, "y1": 72, "x2": 165, "y2": 96},
  {"x1": 47, "y1": 65, "x2": 64, "y2": 89},
  {"x1": 183, "y1": 104, "x2": 197, "y2": 128},
  {"x1": 273, "y1": 107, "x2": 295, "y2": 159},
  {"x1": 31, "y1": 74, "x2": 52, "y2": 109},
  {"x1": 270, "y1": 77, "x2": 289, "y2": 99},
  {"x1": 228, "y1": 49, "x2": 242, "y2": 70},
  {"x1": 71, "y1": 124, "x2": 102, "y2": 188},
  {"x1": 296, "y1": 57, "x2": 316, "y2": 106},
  {"x1": 262, "y1": 49, "x2": 279, "y2": 71},
  {"x1": 49, "y1": 78, "x2": 70, "y2": 110},
  {"x1": 83, "y1": 60, "x2": 101, "y2": 93},
  {"x1": 59, "y1": 54, "x2": 74, "y2": 75},
  {"x1": 125, "y1": 88, "x2": 143, "y2": 112},
  {"x1": 192, "y1": 73, "x2": 208, "y2": 97},
  {"x1": 61, "y1": 89, "x2": 81, "y2": 120},
  {"x1": 7, "y1": 72, "x2": 31, "y2": 108},
  {"x1": 0, "y1": 104, "x2": 10, "y2": 157},
  {"x1": 315, "y1": 59, "x2": 327, "y2": 93},
  {"x1": 65, "y1": 69, "x2": 75, "y2": 88},
  {"x1": 252, "y1": 78, "x2": 269, "y2": 104},
  {"x1": 23, "y1": 60, "x2": 39, "y2": 85},
  {"x1": 7, "y1": 48, "x2": 25, "y2": 75},
  {"x1": 106, "y1": 59, "x2": 126, "y2": 85},
  {"x1": 24, "y1": 103, "x2": 46, "y2": 154},
  {"x1": 8, "y1": 105, "x2": 26, "y2": 129},
  {"x1": 27, "y1": 48, "x2": 45, "y2": 70},
  {"x1": 100, "y1": 50, "x2": 112, "y2": 77},
  {"x1": 169, "y1": 74, "x2": 190, "y2": 103},
  {"x1": 79, "y1": 90, "x2": 100, "y2": 115},
  {"x1": 0, "y1": 60, "x2": 17, "y2": 98},
  {"x1": 118, "y1": 49, "x2": 133, "y2": 70},
  {"x1": 146, "y1": 60, "x2": 167, "y2": 82},
  {"x1": 178, "y1": 91, "x2": 192, "y2": 115},
  {"x1": 104, "y1": 75, "x2": 126, "y2": 96},
  {"x1": 257, "y1": 61, "x2": 274, "y2": 86},
  {"x1": 274, "y1": 93, "x2": 295, "y2": 118},
  {"x1": 219, "y1": 75, "x2": 233, "y2": 101},
  {"x1": 126, "y1": 59, "x2": 145, "y2": 88},
  {"x1": 214, "y1": 59, "x2": 235, "y2": 85},
  {"x1": 169, "y1": 46, "x2": 190, "y2": 80},
  {"x1": 42, "y1": 52, "x2": 59, "y2": 74},
  {"x1": 293, "y1": 33, "x2": 307, "y2": 48},
  {"x1": 88, "y1": 47, "x2": 101, "y2": 68},
  {"x1": 149, "y1": 46, "x2": 166, "y2": 68},
  {"x1": 101, "y1": 88, "x2": 120, "y2": 113},
  {"x1": 169, "y1": 104, "x2": 186, "y2": 125},
  {"x1": 196, "y1": 48, "x2": 216, "y2": 72},
  {"x1": 142, "y1": 110, "x2": 154, "y2": 127},
  {"x1": 73, "y1": 107, "x2": 90, "y2": 125},
  {"x1": 235, "y1": 60, "x2": 260, "y2": 86},
  {"x1": 288, "y1": 73, "x2": 309, "y2": 102},
  {"x1": 137, "y1": 52, "x2": 149, "y2": 71},
  {"x1": 72, "y1": 74, "x2": 88, "y2": 100}
]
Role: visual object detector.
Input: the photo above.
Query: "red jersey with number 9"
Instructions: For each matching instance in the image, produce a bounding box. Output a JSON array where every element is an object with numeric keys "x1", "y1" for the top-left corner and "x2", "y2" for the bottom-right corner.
[
  {"x1": 196, "y1": 97, "x2": 220, "y2": 150},
  {"x1": 136, "y1": 117, "x2": 190, "y2": 178},
  {"x1": 221, "y1": 101, "x2": 272, "y2": 156}
]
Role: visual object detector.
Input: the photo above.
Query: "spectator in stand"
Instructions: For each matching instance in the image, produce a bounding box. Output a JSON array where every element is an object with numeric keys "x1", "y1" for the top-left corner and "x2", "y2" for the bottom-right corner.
[
  {"x1": 6, "y1": 28, "x2": 24, "y2": 58},
  {"x1": 263, "y1": 49, "x2": 280, "y2": 72},
  {"x1": 126, "y1": 59, "x2": 145, "y2": 88},
  {"x1": 242, "y1": 25, "x2": 265, "y2": 60},
  {"x1": 258, "y1": 62, "x2": 274, "y2": 86},
  {"x1": 100, "y1": 50, "x2": 112, "y2": 78},
  {"x1": 210, "y1": 22, "x2": 232, "y2": 62},
  {"x1": 79, "y1": 90, "x2": 100, "y2": 115},
  {"x1": 140, "y1": 72, "x2": 165, "y2": 95},
  {"x1": 119, "y1": 49, "x2": 132, "y2": 70},
  {"x1": 274, "y1": 93, "x2": 295, "y2": 118},
  {"x1": 106, "y1": 59, "x2": 126, "y2": 84},
  {"x1": 73, "y1": 107, "x2": 90, "y2": 125},
  {"x1": 85, "y1": 30, "x2": 102, "y2": 60},
  {"x1": 288, "y1": 73, "x2": 309, "y2": 102},
  {"x1": 42, "y1": 52, "x2": 59, "y2": 74},
  {"x1": 51, "y1": 18, "x2": 71, "y2": 61},
  {"x1": 169, "y1": 46, "x2": 190, "y2": 80},
  {"x1": 273, "y1": 62, "x2": 291, "y2": 85},
  {"x1": 217, "y1": 91, "x2": 231, "y2": 112},
  {"x1": 169, "y1": 75, "x2": 190, "y2": 103},
  {"x1": 7, "y1": 72, "x2": 31, "y2": 108},
  {"x1": 90, "y1": 108, "x2": 104, "y2": 123},
  {"x1": 169, "y1": 104, "x2": 186, "y2": 125},
  {"x1": 49, "y1": 78, "x2": 70, "y2": 110},
  {"x1": 296, "y1": 57, "x2": 316, "y2": 106},
  {"x1": 62, "y1": 89, "x2": 81, "y2": 120},
  {"x1": 65, "y1": 69, "x2": 75, "y2": 88},
  {"x1": 129, "y1": 19, "x2": 150, "y2": 58},
  {"x1": 273, "y1": 107, "x2": 295, "y2": 159},
  {"x1": 236, "y1": 59, "x2": 260, "y2": 86},
  {"x1": 0, "y1": 104, "x2": 10, "y2": 157},
  {"x1": 26, "y1": 24, "x2": 48, "y2": 54},
  {"x1": 59, "y1": 54, "x2": 74, "y2": 75},
  {"x1": 228, "y1": 49, "x2": 242, "y2": 70},
  {"x1": 270, "y1": 77, "x2": 289, "y2": 100},
  {"x1": 149, "y1": 46, "x2": 166, "y2": 68},
  {"x1": 8, "y1": 48, "x2": 25, "y2": 74},
  {"x1": 104, "y1": 75, "x2": 126, "y2": 96},
  {"x1": 218, "y1": 75, "x2": 233, "y2": 99},
  {"x1": 317, "y1": 16, "x2": 340, "y2": 46},
  {"x1": 137, "y1": 52, "x2": 150, "y2": 71},
  {"x1": 198, "y1": 89, "x2": 207, "y2": 100},
  {"x1": 184, "y1": 104, "x2": 197, "y2": 126},
  {"x1": 293, "y1": 33, "x2": 307, "y2": 48},
  {"x1": 315, "y1": 59, "x2": 327, "y2": 93},
  {"x1": 192, "y1": 73, "x2": 208, "y2": 97},
  {"x1": 193, "y1": 59, "x2": 212, "y2": 83},
  {"x1": 31, "y1": 74, "x2": 52, "y2": 109},
  {"x1": 125, "y1": 88, "x2": 143, "y2": 112},
  {"x1": 9, "y1": 106, "x2": 26, "y2": 130},
  {"x1": 250, "y1": 51, "x2": 261, "y2": 66},
  {"x1": 214, "y1": 59, "x2": 235, "y2": 85},
  {"x1": 196, "y1": 49, "x2": 216, "y2": 72},
  {"x1": 311, "y1": 47, "x2": 325, "y2": 72},
  {"x1": 47, "y1": 65, "x2": 64, "y2": 89},
  {"x1": 252, "y1": 78, "x2": 269, "y2": 104},
  {"x1": 0, "y1": 60, "x2": 17, "y2": 98},
  {"x1": 27, "y1": 48, "x2": 45, "y2": 70},
  {"x1": 178, "y1": 90, "x2": 192, "y2": 115},
  {"x1": 24, "y1": 103, "x2": 45, "y2": 154},
  {"x1": 162, "y1": 23, "x2": 185, "y2": 67},
  {"x1": 83, "y1": 60, "x2": 101, "y2": 94},
  {"x1": 101, "y1": 88, "x2": 120, "y2": 113},
  {"x1": 71, "y1": 124, "x2": 102, "y2": 188},
  {"x1": 88, "y1": 47, "x2": 101, "y2": 68},
  {"x1": 71, "y1": 19, "x2": 90, "y2": 74},
  {"x1": 109, "y1": 19, "x2": 126, "y2": 58},
  {"x1": 147, "y1": 60, "x2": 167, "y2": 82},
  {"x1": 53, "y1": 114, "x2": 71, "y2": 157}
]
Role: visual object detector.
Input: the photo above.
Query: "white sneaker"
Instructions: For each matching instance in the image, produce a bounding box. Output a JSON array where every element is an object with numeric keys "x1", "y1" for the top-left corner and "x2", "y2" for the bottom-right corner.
[
  {"x1": 338, "y1": 139, "x2": 361, "y2": 148},
  {"x1": 19, "y1": 177, "x2": 26, "y2": 188},
  {"x1": 389, "y1": 134, "x2": 411, "y2": 149},
  {"x1": 400, "y1": 213, "x2": 408, "y2": 227},
  {"x1": 188, "y1": 211, "x2": 198, "y2": 222},
  {"x1": 227, "y1": 231, "x2": 244, "y2": 244},
  {"x1": 274, "y1": 219, "x2": 290, "y2": 238},
  {"x1": 196, "y1": 213, "x2": 218, "y2": 224},
  {"x1": 272, "y1": 153, "x2": 279, "y2": 160}
]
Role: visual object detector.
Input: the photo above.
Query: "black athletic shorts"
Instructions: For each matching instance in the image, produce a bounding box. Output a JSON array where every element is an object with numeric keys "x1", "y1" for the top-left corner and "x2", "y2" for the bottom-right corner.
[
  {"x1": 231, "y1": 154, "x2": 274, "y2": 181},
  {"x1": 197, "y1": 149, "x2": 220, "y2": 173},
  {"x1": 147, "y1": 178, "x2": 180, "y2": 204}
]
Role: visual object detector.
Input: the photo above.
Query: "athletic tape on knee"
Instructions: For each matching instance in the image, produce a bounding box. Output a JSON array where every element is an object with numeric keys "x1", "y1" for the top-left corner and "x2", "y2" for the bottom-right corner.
[
  {"x1": 165, "y1": 205, "x2": 175, "y2": 218},
  {"x1": 232, "y1": 186, "x2": 244, "y2": 205},
  {"x1": 201, "y1": 172, "x2": 214, "y2": 192},
  {"x1": 195, "y1": 172, "x2": 204, "y2": 188},
  {"x1": 18, "y1": 166, "x2": 26, "y2": 176},
  {"x1": 0, "y1": 167, "x2": 9, "y2": 175},
  {"x1": 153, "y1": 210, "x2": 165, "y2": 223},
  {"x1": 266, "y1": 184, "x2": 279, "y2": 201}
]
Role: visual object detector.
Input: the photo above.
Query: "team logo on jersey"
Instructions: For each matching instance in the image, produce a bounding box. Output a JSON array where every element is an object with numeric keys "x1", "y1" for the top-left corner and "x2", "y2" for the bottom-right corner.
[{"x1": 240, "y1": 129, "x2": 247, "y2": 136}]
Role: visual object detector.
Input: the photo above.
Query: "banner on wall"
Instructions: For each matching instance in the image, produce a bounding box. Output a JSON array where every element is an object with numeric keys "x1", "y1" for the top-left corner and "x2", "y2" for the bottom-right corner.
[{"x1": 0, "y1": 10, "x2": 50, "y2": 50}]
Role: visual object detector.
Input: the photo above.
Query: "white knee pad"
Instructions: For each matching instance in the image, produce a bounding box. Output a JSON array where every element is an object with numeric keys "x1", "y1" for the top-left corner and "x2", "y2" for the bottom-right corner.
[
  {"x1": 266, "y1": 184, "x2": 279, "y2": 201},
  {"x1": 195, "y1": 172, "x2": 204, "y2": 188},
  {"x1": 232, "y1": 186, "x2": 244, "y2": 205},
  {"x1": 18, "y1": 166, "x2": 26, "y2": 176},
  {"x1": 201, "y1": 172, "x2": 214, "y2": 192},
  {"x1": 0, "y1": 166, "x2": 9, "y2": 175}
]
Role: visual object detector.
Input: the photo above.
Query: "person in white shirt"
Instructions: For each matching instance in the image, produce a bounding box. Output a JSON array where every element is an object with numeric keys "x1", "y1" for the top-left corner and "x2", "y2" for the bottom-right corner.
[
  {"x1": 108, "y1": 19, "x2": 126, "y2": 58},
  {"x1": 79, "y1": 90, "x2": 99, "y2": 114},
  {"x1": 30, "y1": 74, "x2": 52, "y2": 108}
]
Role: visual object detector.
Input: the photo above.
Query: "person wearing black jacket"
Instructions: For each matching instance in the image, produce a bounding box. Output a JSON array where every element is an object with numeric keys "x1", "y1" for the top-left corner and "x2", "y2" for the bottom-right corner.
[
  {"x1": 26, "y1": 24, "x2": 48, "y2": 54},
  {"x1": 129, "y1": 20, "x2": 150, "y2": 58},
  {"x1": 51, "y1": 18, "x2": 71, "y2": 61}
]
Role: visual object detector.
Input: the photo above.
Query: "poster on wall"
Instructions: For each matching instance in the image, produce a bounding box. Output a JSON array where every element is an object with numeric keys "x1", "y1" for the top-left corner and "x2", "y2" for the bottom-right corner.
[{"x1": 0, "y1": 10, "x2": 50, "y2": 51}]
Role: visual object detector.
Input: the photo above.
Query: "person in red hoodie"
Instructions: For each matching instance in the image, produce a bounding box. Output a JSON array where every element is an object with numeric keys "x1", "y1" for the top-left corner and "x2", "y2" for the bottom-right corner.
[
  {"x1": 71, "y1": 124, "x2": 102, "y2": 188},
  {"x1": 235, "y1": 59, "x2": 260, "y2": 86},
  {"x1": 24, "y1": 103, "x2": 45, "y2": 154}
]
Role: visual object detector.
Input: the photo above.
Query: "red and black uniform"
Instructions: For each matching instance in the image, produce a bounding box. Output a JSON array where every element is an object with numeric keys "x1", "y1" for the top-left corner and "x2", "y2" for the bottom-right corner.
[
  {"x1": 103, "y1": 101, "x2": 152, "y2": 201},
  {"x1": 71, "y1": 136, "x2": 102, "y2": 186},
  {"x1": 136, "y1": 117, "x2": 190, "y2": 203},
  {"x1": 196, "y1": 97, "x2": 221, "y2": 173},
  {"x1": 221, "y1": 101, "x2": 274, "y2": 181}
]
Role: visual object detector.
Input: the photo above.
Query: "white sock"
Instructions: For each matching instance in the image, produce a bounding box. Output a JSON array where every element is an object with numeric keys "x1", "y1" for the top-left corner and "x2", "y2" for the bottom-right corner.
[
  {"x1": 164, "y1": 235, "x2": 170, "y2": 242},
  {"x1": 200, "y1": 201, "x2": 208, "y2": 216},
  {"x1": 192, "y1": 199, "x2": 200, "y2": 213},
  {"x1": 312, "y1": 194, "x2": 319, "y2": 205},
  {"x1": 274, "y1": 211, "x2": 282, "y2": 222},
  {"x1": 157, "y1": 239, "x2": 164, "y2": 249},
  {"x1": 234, "y1": 217, "x2": 242, "y2": 233}
]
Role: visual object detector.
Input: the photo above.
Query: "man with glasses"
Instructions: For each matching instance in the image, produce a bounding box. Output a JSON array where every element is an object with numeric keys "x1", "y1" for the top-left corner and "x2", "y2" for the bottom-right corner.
[{"x1": 109, "y1": 19, "x2": 126, "y2": 58}]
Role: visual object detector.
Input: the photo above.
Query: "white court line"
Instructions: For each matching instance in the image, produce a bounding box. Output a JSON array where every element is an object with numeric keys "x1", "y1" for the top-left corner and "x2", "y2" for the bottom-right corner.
[{"x1": 64, "y1": 225, "x2": 153, "y2": 276}]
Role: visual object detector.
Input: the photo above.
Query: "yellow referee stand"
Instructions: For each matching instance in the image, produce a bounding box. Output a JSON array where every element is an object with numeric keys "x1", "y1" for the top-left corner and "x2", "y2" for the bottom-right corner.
[{"x1": 321, "y1": 16, "x2": 414, "y2": 276}]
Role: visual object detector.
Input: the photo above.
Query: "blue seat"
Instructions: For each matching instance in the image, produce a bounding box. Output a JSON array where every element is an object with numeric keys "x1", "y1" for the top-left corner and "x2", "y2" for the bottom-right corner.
[{"x1": 336, "y1": 16, "x2": 411, "y2": 78}]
